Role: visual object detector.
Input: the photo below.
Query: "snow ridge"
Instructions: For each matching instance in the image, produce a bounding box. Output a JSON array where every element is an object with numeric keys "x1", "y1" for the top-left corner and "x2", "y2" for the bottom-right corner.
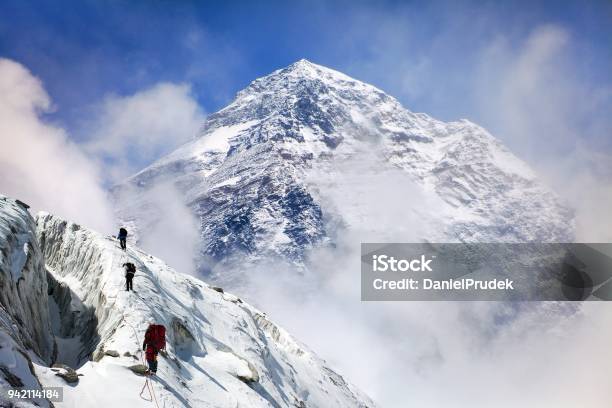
[
  {"x1": 31, "y1": 211, "x2": 374, "y2": 407},
  {"x1": 0, "y1": 197, "x2": 374, "y2": 407}
]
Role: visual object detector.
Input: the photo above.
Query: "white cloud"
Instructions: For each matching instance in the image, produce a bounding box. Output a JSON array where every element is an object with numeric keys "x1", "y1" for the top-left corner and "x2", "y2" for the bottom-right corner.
[
  {"x1": 476, "y1": 25, "x2": 573, "y2": 155},
  {"x1": 474, "y1": 25, "x2": 612, "y2": 241},
  {"x1": 536, "y1": 145, "x2": 612, "y2": 242},
  {"x1": 84, "y1": 82, "x2": 205, "y2": 181},
  {"x1": 0, "y1": 58, "x2": 114, "y2": 232},
  {"x1": 117, "y1": 181, "x2": 200, "y2": 275},
  {"x1": 252, "y1": 240, "x2": 612, "y2": 407}
]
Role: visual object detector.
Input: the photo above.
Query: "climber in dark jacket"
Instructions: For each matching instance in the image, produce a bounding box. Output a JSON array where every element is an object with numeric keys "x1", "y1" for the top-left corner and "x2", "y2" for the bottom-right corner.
[
  {"x1": 123, "y1": 262, "x2": 136, "y2": 291},
  {"x1": 118, "y1": 227, "x2": 128, "y2": 250}
]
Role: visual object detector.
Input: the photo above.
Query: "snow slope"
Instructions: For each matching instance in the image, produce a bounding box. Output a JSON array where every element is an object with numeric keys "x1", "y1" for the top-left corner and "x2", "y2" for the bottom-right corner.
[
  {"x1": 113, "y1": 59, "x2": 574, "y2": 287},
  {"x1": 0, "y1": 199, "x2": 374, "y2": 407}
]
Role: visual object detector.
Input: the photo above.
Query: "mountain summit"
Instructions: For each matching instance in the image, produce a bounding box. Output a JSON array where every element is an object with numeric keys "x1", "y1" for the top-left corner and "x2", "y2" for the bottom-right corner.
[{"x1": 114, "y1": 60, "x2": 573, "y2": 284}]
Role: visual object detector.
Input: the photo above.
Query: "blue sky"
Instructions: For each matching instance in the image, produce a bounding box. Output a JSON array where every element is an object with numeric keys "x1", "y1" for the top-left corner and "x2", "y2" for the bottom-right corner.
[
  {"x1": 1, "y1": 0, "x2": 610, "y2": 131},
  {"x1": 1, "y1": 0, "x2": 611, "y2": 238}
]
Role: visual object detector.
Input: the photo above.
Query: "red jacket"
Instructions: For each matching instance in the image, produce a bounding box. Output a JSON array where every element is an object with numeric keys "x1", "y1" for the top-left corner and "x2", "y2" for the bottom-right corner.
[
  {"x1": 145, "y1": 344, "x2": 157, "y2": 361},
  {"x1": 143, "y1": 324, "x2": 166, "y2": 361}
]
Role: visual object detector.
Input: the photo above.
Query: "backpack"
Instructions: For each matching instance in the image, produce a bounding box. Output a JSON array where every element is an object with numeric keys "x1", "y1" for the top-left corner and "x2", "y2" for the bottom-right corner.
[
  {"x1": 119, "y1": 227, "x2": 127, "y2": 237},
  {"x1": 145, "y1": 324, "x2": 166, "y2": 351},
  {"x1": 125, "y1": 262, "x2": 136, "y2": 274}
]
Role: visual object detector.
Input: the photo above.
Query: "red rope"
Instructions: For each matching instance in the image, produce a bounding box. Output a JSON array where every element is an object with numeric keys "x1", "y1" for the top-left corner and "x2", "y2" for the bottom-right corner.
[
  {"x1": 149, "y1": 378, "x2": 161, "y2": 408},
  {"x1": 125, "y1": 319, "x2": 161, "y2": 408},
  {"x1": 140, "y1": 378, "x2": 152, "y2": 402}
]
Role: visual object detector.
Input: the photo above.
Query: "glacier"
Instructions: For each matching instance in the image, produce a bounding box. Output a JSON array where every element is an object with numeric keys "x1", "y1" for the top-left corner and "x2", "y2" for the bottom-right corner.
[{"x1": 0, "y1": 195, "x2": 374, "y2": 407}]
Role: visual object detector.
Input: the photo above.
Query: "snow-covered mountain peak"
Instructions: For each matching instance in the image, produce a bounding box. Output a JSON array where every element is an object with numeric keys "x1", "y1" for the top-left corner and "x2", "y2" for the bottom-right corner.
[
  {"x1": 238, "y1": 58, "x2": 369, "y2": 98},
  {"x1": 274, "y1": 58, "x2": 336, "y2": 78},
  {"x1": 114, "y1": 61, "x2": 574, "y2": 284},
  {"x1": 220, "y1": 58, "x2": 400, "y2": 146}
]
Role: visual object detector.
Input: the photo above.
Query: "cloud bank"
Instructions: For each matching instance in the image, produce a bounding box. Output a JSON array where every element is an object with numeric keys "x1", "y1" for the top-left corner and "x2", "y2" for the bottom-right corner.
[
  {"x1": 241, "y1": 146, "x2": 612, "y2": 408},
  {"x1": 473, "y1": 25, "x2": 612, "y2": 242},
  {"x1": 0, "y1": 58, "x2": 114, "y2": 232},
  {"x1": 249, "y1": 210, "x2": 612, "y2": 408},
  {"x1": 84, "y1": 82, "x2": 205, "y2": 182},
  {"x1": 0, "y1": 57, "x2": 205, "y2": 250}
]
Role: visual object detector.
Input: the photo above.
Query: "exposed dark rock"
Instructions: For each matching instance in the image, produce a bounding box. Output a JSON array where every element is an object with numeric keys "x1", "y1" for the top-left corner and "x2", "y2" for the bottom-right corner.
[
  {"x1": 128, "y1": 364, "x2": 148, "y2": 376},
  {"x1": 1, "y1": 366, "x2": 24, "y2": 387},
  {"x1": 15, "y1": 199, "x2": 30, "y2": 210},
  {"x1": 52, "y1": 363, "x2": 79, "y2": 384},
  {"x1": 56, "y1": 370, "x2": 79, "y2": 384},
  {"x1": 237, "y1": 360, "x2": 260, "y2": 384}
]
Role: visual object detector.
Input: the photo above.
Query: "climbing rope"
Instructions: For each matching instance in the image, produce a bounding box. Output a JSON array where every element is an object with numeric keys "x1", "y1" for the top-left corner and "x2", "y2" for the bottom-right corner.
[
  {"x1": 139, "y1": 372, "x2": 161, "y2": 408},
  {"x1": 139, "y1": 379, "x2": 153, "y2": 402},
  {"x1": 125, "y1": 318, "x2": 161, "y2": 408},
  {"x1": 110, "y1": 237, "x2": 161, "y2": 407},
  {"x1": 139, "y1": 350, "x2": 161, "y2": 408}
]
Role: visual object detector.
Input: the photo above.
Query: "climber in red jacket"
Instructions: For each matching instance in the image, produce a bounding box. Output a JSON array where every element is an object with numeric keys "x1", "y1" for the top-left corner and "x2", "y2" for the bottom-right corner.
[{"x1": 143, "y1": 323, "x2": 166, "y2": 375}]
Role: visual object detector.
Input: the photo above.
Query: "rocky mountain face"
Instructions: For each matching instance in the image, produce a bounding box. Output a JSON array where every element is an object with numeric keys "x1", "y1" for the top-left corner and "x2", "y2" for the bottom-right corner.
[
  {"x1": 113, "y1": 59, "x2": 574, "y2": 284},
  {"x1": 0, "y1": 195, "x2": 374, "y2": 407}
]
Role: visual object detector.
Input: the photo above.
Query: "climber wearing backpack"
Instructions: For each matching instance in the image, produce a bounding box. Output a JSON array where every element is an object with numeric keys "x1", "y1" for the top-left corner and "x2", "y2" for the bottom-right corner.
[
  {"x1": 118, "y1": 227, "x2": 128, "y2": 250},
  {"x1": 122, "y1": 262, "x2": 136, "y2": 291},
  {"x1": 143, "y1": 323, "x2": 166, "y2": 375}
]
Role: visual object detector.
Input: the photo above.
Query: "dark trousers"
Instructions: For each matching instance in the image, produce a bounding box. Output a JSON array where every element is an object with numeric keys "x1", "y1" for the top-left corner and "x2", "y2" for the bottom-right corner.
[
  {"x1": 119, "y1": 238, "x2": 126, "y2": 250},
  {"x1": 125, "y1": 274, "x2": 133, "y2": 291},
  {"x1": 147, "y1": 357, "x2": 158, "y2": 373}
]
